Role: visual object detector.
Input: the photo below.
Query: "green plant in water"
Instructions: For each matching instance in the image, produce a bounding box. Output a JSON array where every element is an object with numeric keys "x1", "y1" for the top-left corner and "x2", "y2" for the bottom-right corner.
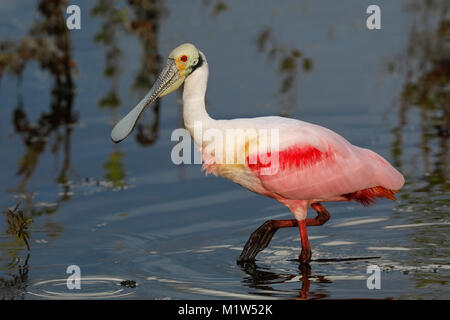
[{"x1": 3, "y1": 203, "x2": 33, "y2": 251}]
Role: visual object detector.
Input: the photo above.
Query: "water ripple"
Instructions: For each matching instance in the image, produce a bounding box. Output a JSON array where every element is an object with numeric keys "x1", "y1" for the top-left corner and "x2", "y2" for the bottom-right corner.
[{"x1": 27, "y1": 276, "x2": 136, "y2": 299}]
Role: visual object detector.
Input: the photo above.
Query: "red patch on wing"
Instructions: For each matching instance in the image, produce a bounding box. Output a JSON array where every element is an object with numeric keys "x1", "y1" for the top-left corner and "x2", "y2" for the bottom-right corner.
[
  {"x1": 343, "y1": 186, "x2": 397, "y2": 206},
  {"x1": 247, "y1": 145, "x2": 331, "y2": 172}
]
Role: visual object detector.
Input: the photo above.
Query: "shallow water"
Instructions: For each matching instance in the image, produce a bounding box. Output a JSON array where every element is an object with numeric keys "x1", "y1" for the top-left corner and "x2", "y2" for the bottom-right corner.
[{"x1": 0, "y1": 0, "x2": 448, "y2": 299}]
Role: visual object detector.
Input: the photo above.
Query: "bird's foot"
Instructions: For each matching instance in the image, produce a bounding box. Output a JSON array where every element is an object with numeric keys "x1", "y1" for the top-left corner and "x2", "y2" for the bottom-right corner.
[
  {"x1": 299, "y1": 247, "x2": 312, "y2": 265},
  {"x1": 237, "y1": 220, "x2": 279, "y2": 263}
]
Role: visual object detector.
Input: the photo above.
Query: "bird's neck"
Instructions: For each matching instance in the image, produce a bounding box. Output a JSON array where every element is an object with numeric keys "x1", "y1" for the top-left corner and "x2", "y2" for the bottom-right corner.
[{"x1": 182, "y1": 58, "x2": 215, "y2": 147}]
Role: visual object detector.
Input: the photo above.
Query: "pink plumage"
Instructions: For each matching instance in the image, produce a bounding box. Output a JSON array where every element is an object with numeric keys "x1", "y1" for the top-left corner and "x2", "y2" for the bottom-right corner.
[
  {"x1": 246, "y1": 127, "x2": 404, "y2": 203},
  {"x1": 112, "y1": 44, "x2": 406, "y2": 264},
  {"x1": 203, "y1": 117, "x2": 404, "y2": 211},
  {"x1": 184, "y1": 48, "x2": 406, "y2": 264}
]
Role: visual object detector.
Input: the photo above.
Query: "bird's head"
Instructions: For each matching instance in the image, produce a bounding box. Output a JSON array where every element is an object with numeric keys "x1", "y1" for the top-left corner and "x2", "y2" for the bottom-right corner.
[{"x1": 111, "y1": 43, "x2": 202, "y2": 143}]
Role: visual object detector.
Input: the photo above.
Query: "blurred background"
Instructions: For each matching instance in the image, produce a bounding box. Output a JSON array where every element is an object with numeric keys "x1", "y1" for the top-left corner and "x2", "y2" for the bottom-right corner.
[{"x1": 0, "y1": 0, "x2": 448, "y2": 299}]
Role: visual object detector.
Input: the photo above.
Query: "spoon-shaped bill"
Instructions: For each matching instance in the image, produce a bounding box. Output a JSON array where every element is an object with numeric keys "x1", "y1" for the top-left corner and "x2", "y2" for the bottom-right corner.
[{"x1": 110, "y1": 58, "x2": 181, "y2": 143}]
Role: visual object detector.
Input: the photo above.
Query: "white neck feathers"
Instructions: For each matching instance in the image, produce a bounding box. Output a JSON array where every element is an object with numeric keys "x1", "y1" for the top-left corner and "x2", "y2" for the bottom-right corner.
[{"x1": 182, "y1": 52, "x2": 214, "y2": 145}]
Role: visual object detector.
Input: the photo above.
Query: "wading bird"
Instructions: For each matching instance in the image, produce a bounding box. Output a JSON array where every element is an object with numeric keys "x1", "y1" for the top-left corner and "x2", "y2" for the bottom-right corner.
[{"x1": 111, "y1": 43, "x2": 404, "y2": 264}]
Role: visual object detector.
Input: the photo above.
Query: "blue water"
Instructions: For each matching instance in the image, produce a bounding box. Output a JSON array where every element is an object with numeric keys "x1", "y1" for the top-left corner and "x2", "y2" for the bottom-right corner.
[{"x1": 0, "y1": 0, "x2": 448, "y2": 299}]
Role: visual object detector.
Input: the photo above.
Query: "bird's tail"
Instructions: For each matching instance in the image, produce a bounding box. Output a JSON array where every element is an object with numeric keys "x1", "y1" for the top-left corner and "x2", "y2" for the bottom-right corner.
[{"x1": 343, "y1": 186, "x2": 397, "y2": 206}]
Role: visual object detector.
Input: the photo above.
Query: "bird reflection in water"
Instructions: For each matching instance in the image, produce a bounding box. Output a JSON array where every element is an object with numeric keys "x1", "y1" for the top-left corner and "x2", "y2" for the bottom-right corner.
[{"x1": 238, "y1": 260, "x2": 329, "y2": 300}]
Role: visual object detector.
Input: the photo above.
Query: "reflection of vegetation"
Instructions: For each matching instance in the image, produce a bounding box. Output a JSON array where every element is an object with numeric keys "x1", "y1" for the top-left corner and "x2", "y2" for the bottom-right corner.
[
  {"x1": 103, "y1": 151, "x2": 126, "y2": 188},
  {"x1": 127, "y1": 0, "x2": 165, "y2": 146},
  {"x1": 199, "y1": 3, "x2": 314, "y2": 116},
  {"x1": 387, "y1": 0, "x2": 449, "y2": 298},
  {"x1": 390, "y1": 1, "x2": 449, "y2": 221},
  {"x1": 92, "y1": 0, "x2": 165, "y2": 146},
  {"x1": 0, "y1": 0, "x2": 77, "y2": 208},
  {"x1": 92, "y1": 0, "x2": 125, "y2": 110},
  {"x1": 200, "y1": 1, "x2": 314, "y2": 116},
  {"x1": 0, "y1": 253, "x2": 29, "y2": 300},
  {"x1": 92, "y1": 0, "x2": 167, "y2": 189},
  {"x1": 0, "y1": 202, "x2": 31, "y2": 299},
  {"x1": 0, "y1": 0, "x2": 76, "y2": 298},
  {"x1": 201, "y1": 0, "x2": 228, "y2": 17},
  {"x1": 255, "y1": 28, "x2": 313, "y2": 116}
]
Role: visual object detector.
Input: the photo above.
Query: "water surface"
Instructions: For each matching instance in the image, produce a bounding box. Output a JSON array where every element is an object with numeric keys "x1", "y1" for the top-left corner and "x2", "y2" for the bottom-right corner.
[{"x1": 0, "y1": 0, "x2": 448, "y2": 299}]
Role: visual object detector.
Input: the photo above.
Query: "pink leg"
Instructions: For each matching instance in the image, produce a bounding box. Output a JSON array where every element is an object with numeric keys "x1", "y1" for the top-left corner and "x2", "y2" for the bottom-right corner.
[
  {"x1": 238, "y1": 202, "x2": 330, "y2": 263},
  {"x1": 305, "y1": 203, "x2": 330, "y2": 226},
  {"x1": 298, "y1": 220, "x2": 312, "y2": 263}
]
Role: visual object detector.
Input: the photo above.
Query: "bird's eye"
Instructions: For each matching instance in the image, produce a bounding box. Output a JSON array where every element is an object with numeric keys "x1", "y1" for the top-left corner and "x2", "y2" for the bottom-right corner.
[{"x1": 180, "y1": 55, "x2": 188, "y2": 62}]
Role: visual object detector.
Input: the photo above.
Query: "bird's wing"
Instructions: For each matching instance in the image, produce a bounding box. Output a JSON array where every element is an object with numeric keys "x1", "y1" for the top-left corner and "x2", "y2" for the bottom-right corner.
[{"x1": 242, "y1": 117, "x2": 404, "y2": 201}]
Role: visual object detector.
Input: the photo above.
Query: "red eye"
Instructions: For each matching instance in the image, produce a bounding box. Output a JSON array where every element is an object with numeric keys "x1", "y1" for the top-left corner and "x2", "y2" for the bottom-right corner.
[{"x1": 180, "y1": 55, "x2": 188, "y2": 62}]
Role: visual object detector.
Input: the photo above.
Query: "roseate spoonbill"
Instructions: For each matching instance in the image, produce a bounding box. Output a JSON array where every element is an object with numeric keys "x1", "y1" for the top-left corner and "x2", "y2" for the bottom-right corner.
[{"x1": 111, "y1": 43, "x2": 405, "y2": 264}]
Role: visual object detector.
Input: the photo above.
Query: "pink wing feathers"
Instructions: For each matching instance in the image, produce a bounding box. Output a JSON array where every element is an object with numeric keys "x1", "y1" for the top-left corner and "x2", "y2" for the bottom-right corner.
[{"x1": 246, "y1": 118, "x2": 404, "y2": 203}]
